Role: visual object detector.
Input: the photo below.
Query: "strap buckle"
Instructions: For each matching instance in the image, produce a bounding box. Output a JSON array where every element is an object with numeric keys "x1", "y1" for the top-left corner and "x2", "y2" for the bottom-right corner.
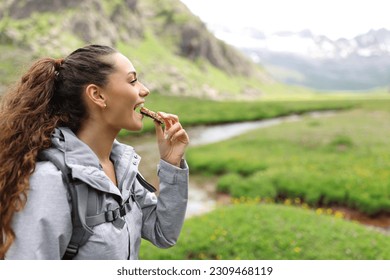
[
  {"x1": 62, "y1": 243, "x2": 79, "y2": 260},
  {"x1": 105, "y1": 208, "x2": 120, "y2": 222},
  {"x1": 119, "y1": 206, "x2": 127, "y2": 217}
]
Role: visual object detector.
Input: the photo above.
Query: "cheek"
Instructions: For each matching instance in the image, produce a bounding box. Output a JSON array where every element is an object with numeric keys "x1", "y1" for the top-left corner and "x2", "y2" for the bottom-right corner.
[
  {"x1": 114, "y1": 89, "x2": 136, "y2": 109},
  {"x1": 106, "y1": 86, "x2": 138, "y2": 119}
]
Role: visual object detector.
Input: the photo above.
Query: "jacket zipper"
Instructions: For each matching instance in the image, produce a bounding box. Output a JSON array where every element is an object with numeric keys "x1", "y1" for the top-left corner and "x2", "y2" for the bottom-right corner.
[{"x1": 116, "y1": 151, "x2": 134, "y2": 204}]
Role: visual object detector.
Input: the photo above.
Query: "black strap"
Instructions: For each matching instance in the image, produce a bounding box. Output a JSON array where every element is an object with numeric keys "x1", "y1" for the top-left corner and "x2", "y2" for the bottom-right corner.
[
  {"x1": 136, "y1": 173, "x2": 157, "y2": 192},
  {"x1": 62, "y1": 181, "x2": 94, "y2": 260}
]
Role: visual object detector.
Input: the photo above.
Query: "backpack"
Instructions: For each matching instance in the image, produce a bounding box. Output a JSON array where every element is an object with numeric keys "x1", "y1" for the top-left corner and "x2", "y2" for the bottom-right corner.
[{"x1": 38, "y1": 148, "x2": 156, "y2": 260}]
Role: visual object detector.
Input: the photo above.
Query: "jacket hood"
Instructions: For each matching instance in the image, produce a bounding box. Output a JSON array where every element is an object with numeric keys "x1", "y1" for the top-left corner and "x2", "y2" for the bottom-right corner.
[{"x1": 50, "y1": 127, "x2": 140, "y2": 201}]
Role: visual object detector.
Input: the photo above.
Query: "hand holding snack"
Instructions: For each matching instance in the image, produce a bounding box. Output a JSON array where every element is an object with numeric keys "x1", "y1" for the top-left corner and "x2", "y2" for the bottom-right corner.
[{"x1": 141, "y1": 107, "x2": 189, "y2": 167}]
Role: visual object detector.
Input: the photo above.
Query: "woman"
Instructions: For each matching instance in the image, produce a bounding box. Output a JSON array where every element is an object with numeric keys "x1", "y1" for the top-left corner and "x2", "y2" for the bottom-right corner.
[{"x1": 0, "y1": 45, "x2": 189, "y2": 259}]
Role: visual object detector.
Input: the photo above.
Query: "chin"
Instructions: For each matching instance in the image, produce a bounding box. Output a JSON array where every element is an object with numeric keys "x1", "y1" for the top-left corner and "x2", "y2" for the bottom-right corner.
[{"x1": 127, "y1": 122, "x2": 143, "y2": 132}]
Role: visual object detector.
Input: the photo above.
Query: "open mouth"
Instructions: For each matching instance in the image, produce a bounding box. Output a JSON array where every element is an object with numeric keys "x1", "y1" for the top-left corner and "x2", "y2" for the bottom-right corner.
[{"x1": 134, "y1": 102, "x2": 145, "y2": 114}]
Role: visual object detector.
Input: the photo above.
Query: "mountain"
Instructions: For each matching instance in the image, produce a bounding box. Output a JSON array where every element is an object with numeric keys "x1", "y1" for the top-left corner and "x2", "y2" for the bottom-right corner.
[
  {"x1": 0, "y1": 0, "x2": 271, "y2": 99},
  {"x1": 211, "y1": 25, "x2": 390, "y2": 91}
]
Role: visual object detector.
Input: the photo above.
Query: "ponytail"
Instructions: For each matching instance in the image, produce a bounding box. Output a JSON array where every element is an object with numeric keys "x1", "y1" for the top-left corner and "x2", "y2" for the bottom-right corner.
[{"x1": 0, "y1": 58, "x2": 62, "y2": 259}]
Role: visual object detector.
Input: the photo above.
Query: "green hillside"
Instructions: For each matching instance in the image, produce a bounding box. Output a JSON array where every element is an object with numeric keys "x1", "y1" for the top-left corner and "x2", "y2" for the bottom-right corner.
[{"x1": 0, "y1": 0, "x2": 274, "y2": 99}]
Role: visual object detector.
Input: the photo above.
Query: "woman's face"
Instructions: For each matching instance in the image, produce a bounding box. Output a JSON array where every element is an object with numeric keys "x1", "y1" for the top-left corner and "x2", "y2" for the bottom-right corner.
[{"x1": 101, "y1": 52, "x2": 150, "y2": 132}]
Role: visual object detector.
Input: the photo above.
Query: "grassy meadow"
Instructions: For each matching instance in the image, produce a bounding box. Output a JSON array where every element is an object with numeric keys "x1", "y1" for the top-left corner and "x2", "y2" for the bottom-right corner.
[
  {"x1": 137, "y1": 95, "x2": 390, "y2": 260},
  {"x1": 141, "y1": 204, "x2": 390, "y2": 260},
  {"x1": 188, "y1": 108, "x2": 390, "y2": 215}
]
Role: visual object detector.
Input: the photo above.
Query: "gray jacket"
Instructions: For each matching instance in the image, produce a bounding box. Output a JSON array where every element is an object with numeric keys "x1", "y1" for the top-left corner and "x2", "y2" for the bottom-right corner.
[{"x1": 6, "y1": 127, "x2": 188, "y2": 260}]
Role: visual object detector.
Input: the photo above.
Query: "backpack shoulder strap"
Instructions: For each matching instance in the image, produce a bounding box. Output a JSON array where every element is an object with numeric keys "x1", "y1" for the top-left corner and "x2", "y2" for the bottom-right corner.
[{"x1": 38, "y1": 149, "x2": 93, "y2": 260}]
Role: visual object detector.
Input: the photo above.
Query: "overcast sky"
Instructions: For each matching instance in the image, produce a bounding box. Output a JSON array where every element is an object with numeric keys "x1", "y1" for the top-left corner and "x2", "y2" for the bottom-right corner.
[{"x1": 180, "y1": 0, "x2": 388, "y2": 39}]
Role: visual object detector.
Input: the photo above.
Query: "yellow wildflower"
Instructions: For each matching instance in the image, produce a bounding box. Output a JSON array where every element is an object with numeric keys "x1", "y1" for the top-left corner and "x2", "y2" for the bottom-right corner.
[
  {"x1": 301, "y1": 203, "x2": 309, "y2": 209},
  {"x1": 334, "y1": 211, "x2": 345, "y2": 219},
  {"x1": 294, "y1": 247, "x2": 301, "y2": 253}
]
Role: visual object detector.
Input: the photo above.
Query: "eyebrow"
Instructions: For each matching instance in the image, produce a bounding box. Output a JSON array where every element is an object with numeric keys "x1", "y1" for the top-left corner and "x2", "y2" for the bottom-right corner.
[{"x1": 128, "y1": 71, "x2": 137, "y2": 78}]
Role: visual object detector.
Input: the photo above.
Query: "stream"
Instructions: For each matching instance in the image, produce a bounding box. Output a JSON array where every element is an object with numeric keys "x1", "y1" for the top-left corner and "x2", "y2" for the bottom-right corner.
[{"x1": 126, "y1": 111, "x2": 337, "y2": 218}]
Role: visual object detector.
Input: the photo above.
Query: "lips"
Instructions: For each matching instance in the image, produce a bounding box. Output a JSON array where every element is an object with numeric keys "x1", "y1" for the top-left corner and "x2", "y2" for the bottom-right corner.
[{"x1": 134, "y1": 102, "x2": 144, "y2": 113}]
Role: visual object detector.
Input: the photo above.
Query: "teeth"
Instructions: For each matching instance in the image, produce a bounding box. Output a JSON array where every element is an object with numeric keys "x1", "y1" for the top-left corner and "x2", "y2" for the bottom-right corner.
[{"x1": 135, "y1": 103, "x2": 144, "y2": 112}]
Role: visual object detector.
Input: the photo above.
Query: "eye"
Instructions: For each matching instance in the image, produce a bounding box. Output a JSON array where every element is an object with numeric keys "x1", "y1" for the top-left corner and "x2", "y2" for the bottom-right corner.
[{"x1": 130, "y1": 78, "x2": 138, "y2": 85}]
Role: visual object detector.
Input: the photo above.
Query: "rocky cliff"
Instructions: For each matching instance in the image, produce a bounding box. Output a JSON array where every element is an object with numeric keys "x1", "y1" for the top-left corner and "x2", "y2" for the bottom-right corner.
[{"x1": 0, "y1": 0, "x2": 271, "y2": 98}]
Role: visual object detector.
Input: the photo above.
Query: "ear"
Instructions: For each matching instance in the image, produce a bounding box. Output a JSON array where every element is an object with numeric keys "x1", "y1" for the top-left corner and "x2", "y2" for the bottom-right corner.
[{"x1": 85, "y1": 84, "x2": 106, "y2": 109}]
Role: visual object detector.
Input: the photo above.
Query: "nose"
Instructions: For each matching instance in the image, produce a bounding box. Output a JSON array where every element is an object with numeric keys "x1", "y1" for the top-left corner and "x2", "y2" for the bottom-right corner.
[{"x1": 139, "y1": 82, "x2": 150, "y2": 97}]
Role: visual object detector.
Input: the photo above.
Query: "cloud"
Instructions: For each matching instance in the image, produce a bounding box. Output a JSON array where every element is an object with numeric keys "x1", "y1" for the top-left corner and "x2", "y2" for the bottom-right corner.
[{"x1": 181, "y1": 0, "x2": 389, "y2": 39}]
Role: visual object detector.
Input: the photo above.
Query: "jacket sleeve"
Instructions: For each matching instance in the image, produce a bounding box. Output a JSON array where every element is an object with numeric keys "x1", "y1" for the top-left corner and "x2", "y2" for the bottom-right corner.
[
  {"x1": 5, "y1": 162, "x2": 72, "y2": 260},
  {"x1": 137, "y1": 159, "x2": 188, "y2": 248}
]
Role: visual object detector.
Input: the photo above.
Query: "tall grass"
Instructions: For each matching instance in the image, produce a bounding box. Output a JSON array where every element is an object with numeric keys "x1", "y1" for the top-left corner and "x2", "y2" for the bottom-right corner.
[{"x1": 140, "y1": 203, "x2": 390, "y2": 260}]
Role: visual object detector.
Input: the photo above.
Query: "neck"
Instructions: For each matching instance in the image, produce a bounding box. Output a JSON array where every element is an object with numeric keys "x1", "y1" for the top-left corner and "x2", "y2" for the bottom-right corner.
[{"x1": 76, "y1": 120, "x2": 119, "y2": 164}]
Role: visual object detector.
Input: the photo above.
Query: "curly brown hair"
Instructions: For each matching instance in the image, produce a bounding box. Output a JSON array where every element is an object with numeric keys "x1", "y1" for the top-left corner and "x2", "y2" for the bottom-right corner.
[{"x1": 0, "y1": 45, "x2": 117, "y2": 259}]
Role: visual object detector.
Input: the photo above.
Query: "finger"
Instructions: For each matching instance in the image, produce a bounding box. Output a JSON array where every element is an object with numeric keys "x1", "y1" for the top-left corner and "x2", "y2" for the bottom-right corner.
[
  {"x1": 158, "y1": 112, "x2": 179, "y2": 129},
  {"x1": 171, "y1": 129, "x2": 189, "y2": 144},
  {"x1": 157, "y1": 112, "x2": 172, "y2": 129},
  {"x1": 164, "y1": 122, "x2": 182, "y2": 141},
  {"x1": 154, "y1": 119, "x2": 165, "y2": 141},
  {"x1": 158, "y1": 112, "x2": 179, "y2": 122}
]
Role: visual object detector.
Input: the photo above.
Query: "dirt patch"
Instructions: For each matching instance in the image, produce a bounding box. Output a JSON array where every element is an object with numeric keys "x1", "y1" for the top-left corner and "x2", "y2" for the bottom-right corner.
[
  {"x1": 216, "y1": 193, "x2": 233, "y2": 206},
  {"x1": 331, "y1": 206, "x2": 390, "y2": 230}
]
